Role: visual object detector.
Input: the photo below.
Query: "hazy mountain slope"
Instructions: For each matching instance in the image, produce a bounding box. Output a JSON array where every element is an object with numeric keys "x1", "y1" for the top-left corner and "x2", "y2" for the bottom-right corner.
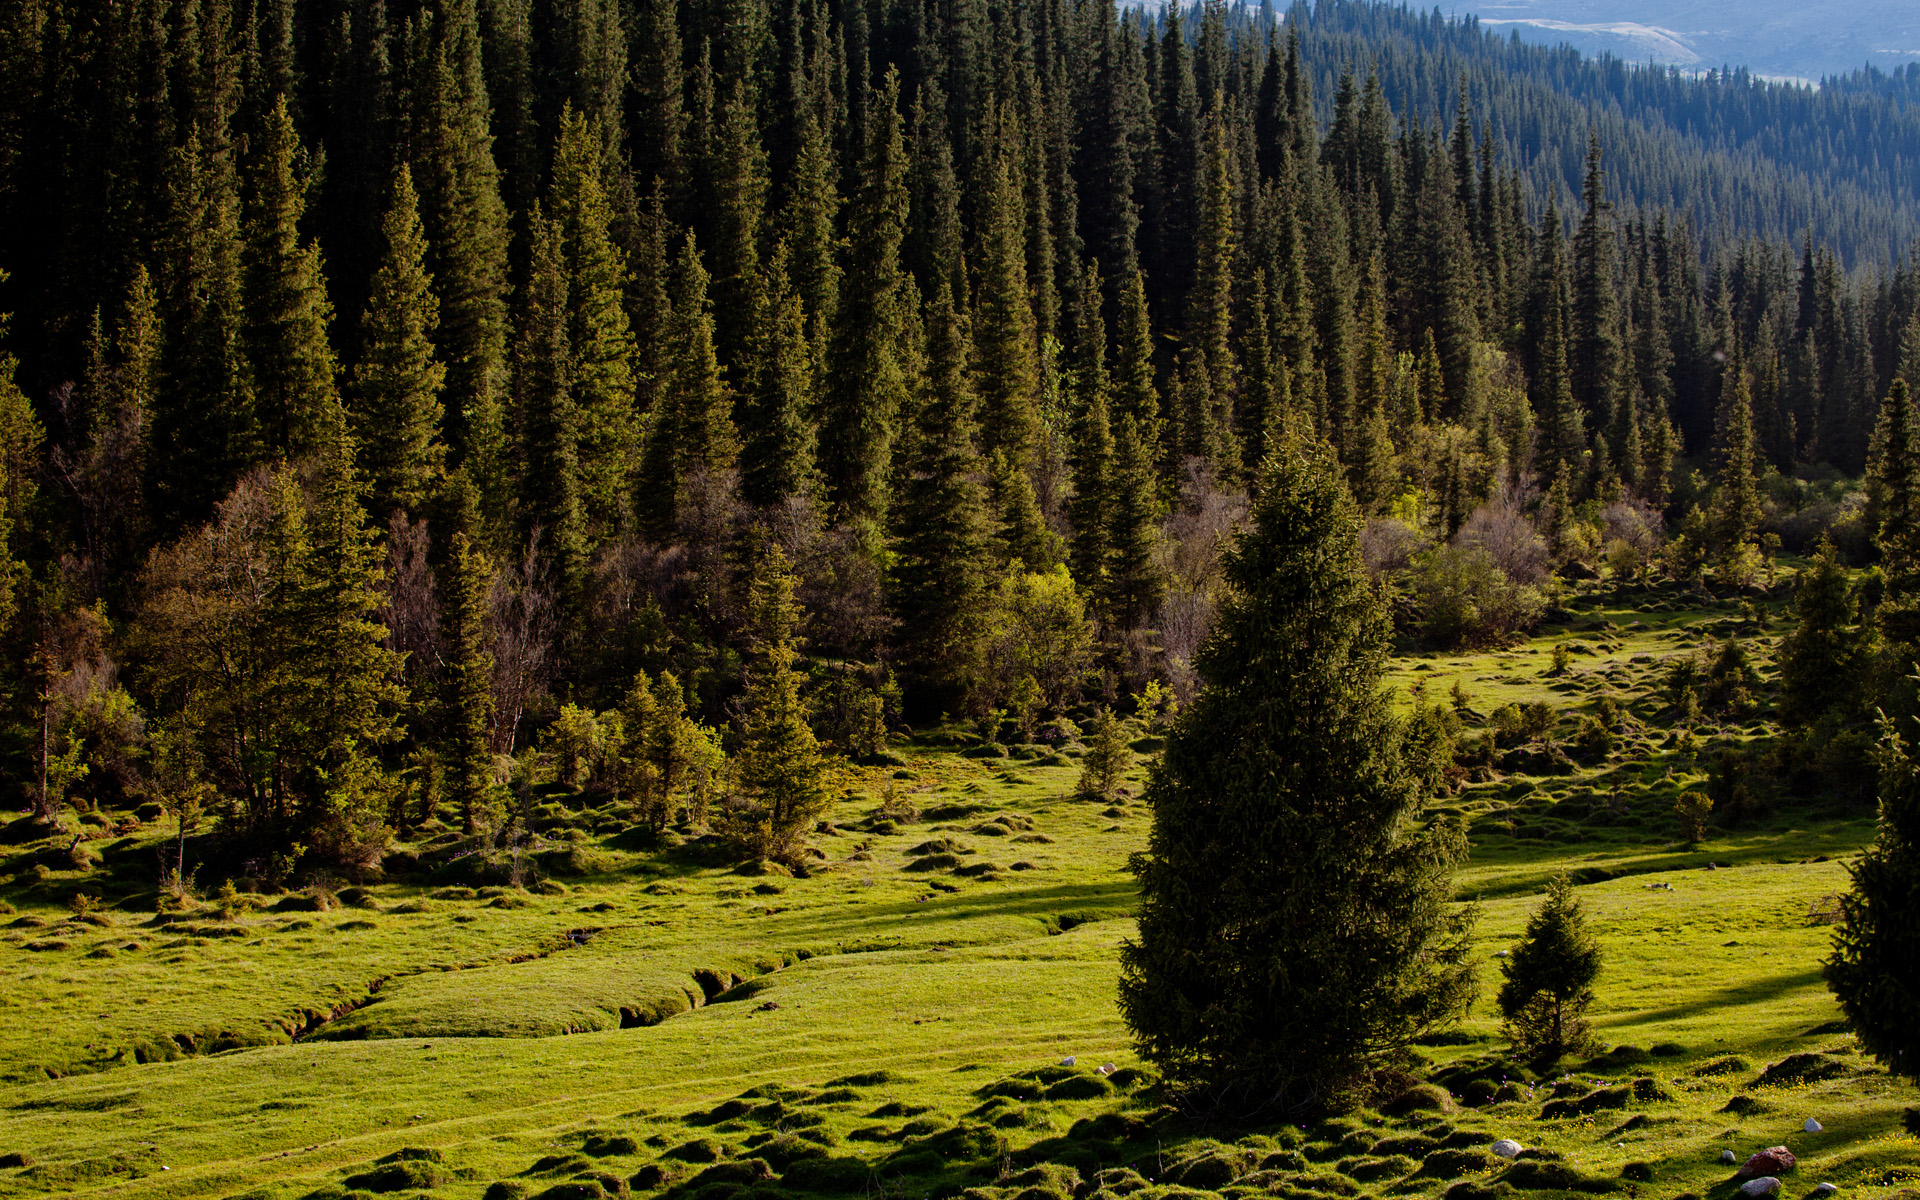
[{"x1": 1455, "y1": 0, "x2": 1920, "y2": 82}]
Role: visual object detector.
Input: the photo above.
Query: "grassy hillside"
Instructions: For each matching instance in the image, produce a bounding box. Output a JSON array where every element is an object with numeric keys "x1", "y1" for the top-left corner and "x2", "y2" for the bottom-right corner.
[{"x1": 2, "y1": 575, "x2": 1917, "y2": 1200}]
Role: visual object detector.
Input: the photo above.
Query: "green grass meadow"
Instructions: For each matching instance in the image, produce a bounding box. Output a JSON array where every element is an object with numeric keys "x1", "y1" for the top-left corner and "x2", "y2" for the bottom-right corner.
[{"x1": 3, "y1": 577, "x2": 1917, "y2": 1200}]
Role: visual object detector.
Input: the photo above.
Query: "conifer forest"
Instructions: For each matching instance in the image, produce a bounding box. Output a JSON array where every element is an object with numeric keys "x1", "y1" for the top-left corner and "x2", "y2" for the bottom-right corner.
[{"x1": 2, "y1": 1, "x2": 1920, "y2": 1197}]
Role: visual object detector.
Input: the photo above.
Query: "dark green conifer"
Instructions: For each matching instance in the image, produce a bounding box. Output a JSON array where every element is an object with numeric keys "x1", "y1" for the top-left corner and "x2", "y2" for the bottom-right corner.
[
  {"x1": 781, "y1": 105, "x2": 842, "y2": 355},
  {"x1": 1712, "y1": 364, "x2": 1762, "y2": 553},
  {"x1": 1112, "y1": 266, "x2": 1161, "y2": 432},
  {"x1": 354, "y1": 164, "x2": 446, "y2": 516},
  {"x1": 415, "y1": 2, "x2": 511, "y2": 530},
  {"x1": 1497, "y1": 875, "x2": 1602, "y2": 1062},
  {"x1": 1069, "y1": 387, "x2": 1116, "y2": 610},
  {"x1": 629, "y1": 0, "x2": 687, "y2": 198},
  {"x1": 1826, "y1": 713, "x2": 1920, "y2": 1083},
  {"x1": 1532, "y1": 209, "x2": 1586, "y2": 489},
  {"x1": 1103, "y1": 413, "x2": 1164, "y2": 631},
  {"x1": 740, "y1": 243, "x2": 821, "y2": 508},
  {"x1": 1570, "y1": 137, "x2": 1624, "y2": 442},
  {"x1": 1119, "y1": 422, "x2": 1475, "y2": 1114},
  {"x1": 992, "y1": 450, "x2": 1062, "y2": 572},
  {"x1": 822, "y1": 71, "x2": 911, "y2": 528},
  {"x1": 154, "y1": 127, "x2": 254, "y2": 531},
  {"x1": 513, "y1": 206, "x2": 585, "y2": 596},
  {"x1": 975, "y1": 134, "x2": 1041, "y2": 472},
  {"x1": 1188, "y1": 98, "x2": 1238, "y2": 475},
  {"x1": 1777, "y1": 540, "x2": 1866, "y2": 727},
  {"x1": 550, "y1": 105, "x2": 639, "y2": 534},
  {"x1": 890, "y1": 284, "x2": 994, "y2": 708},
  {"x1": 645, "y1": 233, "x2": 739, "y2": 529},
  {"x1": 735, "y1": 544, "x2": 835, "y2": 859},
  {"x1": 1350, "y1": 251, "x2": 1398, "y2": 509},
  {"x1": 706, "y1": 76, "x2": 771, "y2": 375},
  {"x1": 1078, "y1": 706, "x2": 1134, "y2": 803},
  {"x1": 243, "y1": 95, "x2": 340, "y2": 461}
]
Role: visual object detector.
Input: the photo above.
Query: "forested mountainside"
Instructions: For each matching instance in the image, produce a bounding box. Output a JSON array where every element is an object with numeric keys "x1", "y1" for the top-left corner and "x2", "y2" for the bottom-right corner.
[{"x1": 0, "y1": 0, "x2": 1918, "y2": 871}]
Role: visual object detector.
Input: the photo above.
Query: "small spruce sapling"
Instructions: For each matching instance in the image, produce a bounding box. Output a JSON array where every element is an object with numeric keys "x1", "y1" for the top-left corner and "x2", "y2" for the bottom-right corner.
[
  {"x1": 1497, "y1": 874, "x2": 1602, "y2": 1063},
  {"x1": 1077, "y1": 707, "x2": 1134, "y2": 803}
]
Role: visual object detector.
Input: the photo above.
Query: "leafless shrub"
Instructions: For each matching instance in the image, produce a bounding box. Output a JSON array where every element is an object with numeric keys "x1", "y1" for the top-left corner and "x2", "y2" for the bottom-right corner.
[
  {"x1": 487, "y1": 530, "x2": 557, "y2": 754},
  {"x1": 381, "y1": 512, "x2": 440, "y2": 694},
  {"x1": 1455, "y1": 486, "x2": 1550, "y2": 585},
  {"x1": 1361, "y1": 518, "x2": 1430, "y2": 577},
  {"x1": 1600, "y1": 499, "x2": 1664, "y2": 554},
  {"x1": 799, "y1": 524, "x2": 892, "y2": 659},
  {"x1": 1163, "y1": 458, "x2": 1248, "y2": 590}
]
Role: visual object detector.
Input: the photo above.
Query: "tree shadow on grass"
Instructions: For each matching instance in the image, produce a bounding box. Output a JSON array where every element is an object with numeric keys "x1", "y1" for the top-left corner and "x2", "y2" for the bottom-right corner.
[{"x1": 1591, "y1": 965, "x2": 1826, "y2": 1032}]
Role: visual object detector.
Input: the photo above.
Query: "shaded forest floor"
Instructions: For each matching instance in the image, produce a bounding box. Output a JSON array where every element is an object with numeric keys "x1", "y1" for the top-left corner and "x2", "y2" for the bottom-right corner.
[{"x1": 2, "y1": 575, "x2": 1917, "y2": 1200}]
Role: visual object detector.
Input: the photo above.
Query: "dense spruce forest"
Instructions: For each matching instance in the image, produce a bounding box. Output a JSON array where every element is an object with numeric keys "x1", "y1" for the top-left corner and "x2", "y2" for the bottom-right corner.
[{"x1": 2, "y1": 0, "x2": 1920, "y2": 879}]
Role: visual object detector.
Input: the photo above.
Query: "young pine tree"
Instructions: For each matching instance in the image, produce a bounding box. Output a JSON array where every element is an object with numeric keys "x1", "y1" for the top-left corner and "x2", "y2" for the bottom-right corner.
[
  {"x1": 354, "y1": 164, "x2": 446, "y2": 515},
  {"x1": 1825, "y1": 715, "x2": 1920, "y2": 1083},
  {"x1": 1077, "y1": 706, "x2": 1133, "y2": 803},
  {"x1": 1117, "y1": 423, "x2": 1476, "y2": 1115},
  {"x1": 1777, "y1": 539, "x2": 1867, "y2": 727},
  {"x1": 1497, "y1": 874, "x2": 1603, "y2": 1063},
  {"x1": 1102, "y1": 413, "x2": 1166, "y2": 631},
  {"x1": 735, "y1": 545, "x2": 836, "y2": 860}
]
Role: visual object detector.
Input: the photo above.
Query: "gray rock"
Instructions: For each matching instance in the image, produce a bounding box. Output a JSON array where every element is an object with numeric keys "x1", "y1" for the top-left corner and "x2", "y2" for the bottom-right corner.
[
  {"x1": 1804, "y1": 1118, "x2": 1823, "y2": 1133},
  {"x1": 1738, "y1": 1177, "x2": 1782, "y2": 1198},
  {"x1": 1814, "y1": 1184, "x2": 1837, "y2": 1196},
  {"x1": 1491, "y1": 1139, "x2": 1524, "y2": 1159},
  {"x1": 1722, "y1": 1150, "x2": 1739, "y2": 1165}
]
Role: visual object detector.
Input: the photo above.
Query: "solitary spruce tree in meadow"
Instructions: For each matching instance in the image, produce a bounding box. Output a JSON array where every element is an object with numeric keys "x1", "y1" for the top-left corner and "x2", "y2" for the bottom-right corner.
[
  {"x1": 1826, "y1": 715, "x2": 1920, "y2": 1083},
  {"x1": 1118, "y1": 423, "x2": 1476, "y2": 1116},
  {"x1": 1497, "y1": 874, "x2": 1602, "y2": 1063}
]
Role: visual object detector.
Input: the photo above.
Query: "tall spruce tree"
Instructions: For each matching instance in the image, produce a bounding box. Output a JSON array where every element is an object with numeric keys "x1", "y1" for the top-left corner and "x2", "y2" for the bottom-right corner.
[
  {"x1": 242, "y1": 95, "x2": 340, "y2": 462},
  {"x1": 974, "y1": 129, "x2": 1042, "y2": 472},
  {"x1": 647, "y1": 232, "x2": 739, "y2": 528},
  {"x1": 550, "y1": 105, "x2": 639, "y2": 535},
  {"x1": 1826, "y1": 714, "x2": 1920, "y2": 1083},
  {"x1": 890, "y1": 283, "x2": 994, "y2": 708},
  {"x1": 822, "y1": 71, "x2": 911, "y2": 528},
  {"x1": 154, "y1": 127, "x2": 253, "y2": 532},
  {"x1": 1570, "y1": 138, "x2": 1624, "y2": 452},
  {"x1": 1187, "y1": 98, "x2": 1238, "y2": 476},
  {"x1": 1102, "y1": 412, "x2": 1165, "y2": 631},
  {"x1": 414, "y1": 1, "x2": 511, "y2": 531},
  {"x1": 1118, "y1": 424, "x2": 1475, "y2": 1113},
  {"x1": 514, "y1": 206, "x2": 586, "y2": 597},
  {"x1": 740, "y1": 243, "x2": 821, "y2": 507},
  {"x1": 1777, "y1": 539, "x2": 1867, "y2": 727},
  {"x1": 1713, "y1": 363, "x2": 1763, "y2": 553},
  {"x1": 354, "y1": 164, "x2": 446, "y2": 516}
]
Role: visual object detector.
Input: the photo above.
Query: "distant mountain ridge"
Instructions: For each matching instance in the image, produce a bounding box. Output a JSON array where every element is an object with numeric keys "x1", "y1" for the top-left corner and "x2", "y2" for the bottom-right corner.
[{"x1": 1442, "y1": 0, "x2": 1920, "y2": 84}]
